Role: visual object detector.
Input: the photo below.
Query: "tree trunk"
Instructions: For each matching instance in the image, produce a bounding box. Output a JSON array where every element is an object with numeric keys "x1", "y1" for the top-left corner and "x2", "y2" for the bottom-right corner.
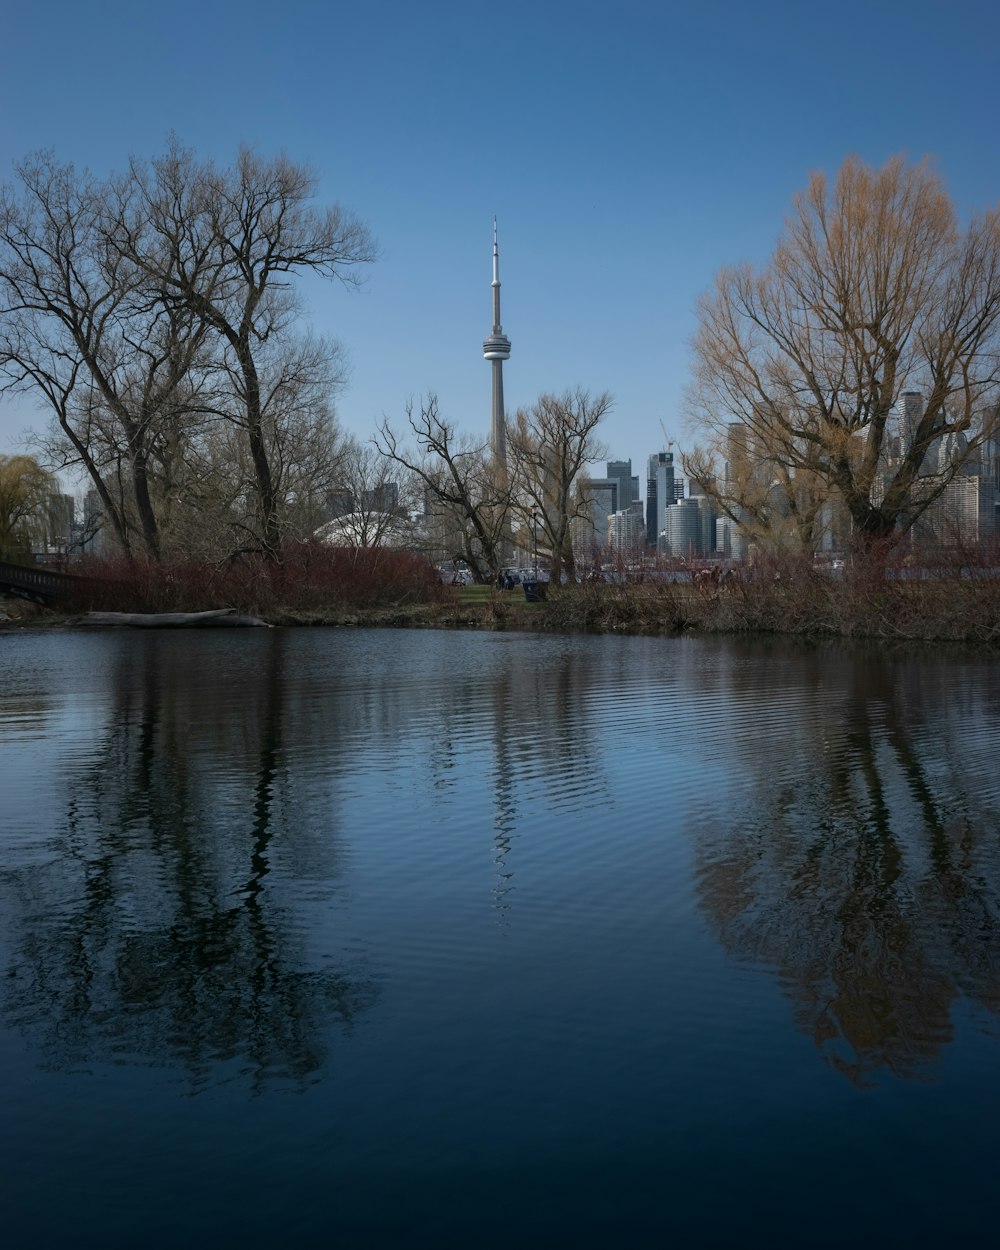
[
  {"x1": 236, "y1": 335, "x2": 281, "y2": 560},
  {"x1": 128, "y1": 435, "x2": 161, "y2": 560},
  {"x1": 59, "y1": 412, "x2": 133, "y2": 557}
]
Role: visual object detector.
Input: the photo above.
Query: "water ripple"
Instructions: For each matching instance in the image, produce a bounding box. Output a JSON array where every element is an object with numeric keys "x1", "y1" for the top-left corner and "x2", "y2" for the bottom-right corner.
[{"x1": 3, "y1": 629, "x2": 1000, "y2": 1244}]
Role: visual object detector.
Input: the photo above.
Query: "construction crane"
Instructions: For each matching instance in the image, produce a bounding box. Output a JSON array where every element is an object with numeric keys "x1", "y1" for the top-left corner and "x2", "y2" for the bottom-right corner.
[{"x1": 658, "y1": 419, "x2": 674, "y2": 452}]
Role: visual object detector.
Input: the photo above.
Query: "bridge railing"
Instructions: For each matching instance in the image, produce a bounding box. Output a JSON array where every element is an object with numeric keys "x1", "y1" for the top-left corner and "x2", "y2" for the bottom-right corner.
[{"x1": 0, "y1": 559, "x2": 93, "y2": 603}]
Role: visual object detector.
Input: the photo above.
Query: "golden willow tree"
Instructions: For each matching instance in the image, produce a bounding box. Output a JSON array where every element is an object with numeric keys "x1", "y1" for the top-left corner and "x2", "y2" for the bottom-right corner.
[
  {"x1": 686, "y1": 155, "x2": 1000, "y2": 554},
  {"x1": 0, "y1": 453, "x2": 55, "y2": 559}
]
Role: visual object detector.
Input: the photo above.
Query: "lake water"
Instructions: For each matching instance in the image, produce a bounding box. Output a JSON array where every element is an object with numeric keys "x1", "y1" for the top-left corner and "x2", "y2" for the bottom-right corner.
[{"x1": 1, "y1": 626, "x2": 999, "y2": 1247}]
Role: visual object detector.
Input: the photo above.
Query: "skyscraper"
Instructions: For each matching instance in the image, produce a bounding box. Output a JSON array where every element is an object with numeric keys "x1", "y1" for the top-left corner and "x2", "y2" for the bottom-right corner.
[
  {"x1": 574, "y1": 479, "x2": 618, "y2": 550},
  {"x1": 898, "y1": 391, "x2": 923, "y2": 455},
  {"x1": 977, "y1": 422, "x2": 1000, "y2": 539},
  {"x1": 646, "y1": 451, "x2": 676, "y2": 546},
  {"x1": 606, "y1": 460, "x2": 633, "y2": 519},
  {"x1": 482, "y1": 218, "x2": 511, "y2": 466}
]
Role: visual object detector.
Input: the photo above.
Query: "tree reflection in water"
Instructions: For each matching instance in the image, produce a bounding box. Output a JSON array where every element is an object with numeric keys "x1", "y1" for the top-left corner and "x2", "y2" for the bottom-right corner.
[
  {"x1": 695, "y1": 646, "x2": 1000, "y2": 1085},
  {"x1": 0, "y1": 631, "x2": 376, "y2": 1092}
]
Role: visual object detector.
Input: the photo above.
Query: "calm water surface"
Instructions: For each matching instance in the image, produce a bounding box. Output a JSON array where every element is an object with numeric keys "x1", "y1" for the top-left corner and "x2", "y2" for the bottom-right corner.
[{"x1": 1, "y1": 627, "x2": 999, "y2": 1247}]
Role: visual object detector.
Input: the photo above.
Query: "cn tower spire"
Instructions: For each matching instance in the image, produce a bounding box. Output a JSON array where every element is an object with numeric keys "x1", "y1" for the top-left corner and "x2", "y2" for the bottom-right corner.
[{"x1": 483, "y1": 216, "x2": 511, "y2": 466}]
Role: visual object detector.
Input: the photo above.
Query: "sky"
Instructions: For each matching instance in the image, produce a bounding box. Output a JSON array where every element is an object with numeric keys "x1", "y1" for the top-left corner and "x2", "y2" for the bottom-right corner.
[{"x1": 2, "y1": 0, "x2": 999, "y2": 488}]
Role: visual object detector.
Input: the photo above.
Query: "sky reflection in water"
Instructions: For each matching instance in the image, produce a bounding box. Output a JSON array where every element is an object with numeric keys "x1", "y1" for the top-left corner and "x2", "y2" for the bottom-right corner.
[{"x1": 1, "y1": 627, "x2": 999, "y2": 1247}]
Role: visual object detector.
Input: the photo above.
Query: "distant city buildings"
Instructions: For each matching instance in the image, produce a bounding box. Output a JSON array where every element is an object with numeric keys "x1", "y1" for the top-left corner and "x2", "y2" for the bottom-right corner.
[
  {"x1": 646, "y1": 451, "x2": 676, "y2": 548},
  {"x1": 580, "y1": 478, "x2": 619, "y2": 548},
  {"x1": 606, "y1": 461, "x2": 637, "y2": 517},
  {"x1": 326, "y1": 482, "x2": 399, "y2": 519},
  {"x1": 976, "y1": 432, "x2": 1000, "y2": 540},
  {"x1": 703, "y1": 393, "x2": 1000, "y2": 558},
  {"x1": 600, "y1": 459, "x2": 642, "y2": 553},
  {"x1": 45, "y1": 493, "x2": 74, "y2": 550},
  {"x1": 661, "y1": 496, "x2": 716, "y2": 560},
  {"x1": 886, "y1": 394, "x2": 998, "y2": 549},
  {"x1": 588, "y1": 391, "x2": 1000, "y2": 566},
  {"x1": 607, "y1": 507, "x2": 644, "y2": 551},
  {"x1": 80, "y1": 490, "x2": 107, "y2": 556},
  {"x1": 577, "y1": 446, "x2": 715, "y2": 561},
  {"x1": 922, "y1": 476, "x2": 980, "y2": 546}
]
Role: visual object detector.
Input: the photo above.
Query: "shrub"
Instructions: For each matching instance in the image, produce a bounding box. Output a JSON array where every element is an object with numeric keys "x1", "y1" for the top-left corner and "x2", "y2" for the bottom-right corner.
[{"x1": 64, "y1": 543, "x2": 442, "y2": 617}]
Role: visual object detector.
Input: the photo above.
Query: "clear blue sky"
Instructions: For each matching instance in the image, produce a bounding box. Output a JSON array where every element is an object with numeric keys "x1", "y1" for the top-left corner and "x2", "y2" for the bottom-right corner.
[{"x1": 2, "y1": 0, "x2": 998, "y2": 484}]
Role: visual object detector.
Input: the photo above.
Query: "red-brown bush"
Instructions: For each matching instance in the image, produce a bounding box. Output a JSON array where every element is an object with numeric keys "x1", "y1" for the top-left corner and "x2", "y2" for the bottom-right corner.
[{"x1": 64, "y1": 542, "x2": 442, "y2": 616}]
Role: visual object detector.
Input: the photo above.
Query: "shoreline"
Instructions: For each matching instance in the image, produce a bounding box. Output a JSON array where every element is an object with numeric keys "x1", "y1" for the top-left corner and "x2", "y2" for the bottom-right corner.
[{"x1": 4, "y1": 576, "x2": 1000, "y2": 647}]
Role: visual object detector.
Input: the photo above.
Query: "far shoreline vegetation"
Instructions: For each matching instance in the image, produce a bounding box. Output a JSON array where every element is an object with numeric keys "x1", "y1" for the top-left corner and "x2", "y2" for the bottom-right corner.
[{"x1": 4, "y1": 544, "x2": 1000, "y2": 646}]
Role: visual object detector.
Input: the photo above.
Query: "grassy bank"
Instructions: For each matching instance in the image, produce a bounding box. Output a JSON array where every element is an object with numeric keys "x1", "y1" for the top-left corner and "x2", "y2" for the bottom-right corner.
[
  {"x1": 4, "y1": 549, "x2": 1000, "y2": 645},
  {"x1": 520, "y1": 567, "x2": 1000, "y2": 643},
  {"x1": 422, "y1": 568, "x2": 999, "y2": 644}
]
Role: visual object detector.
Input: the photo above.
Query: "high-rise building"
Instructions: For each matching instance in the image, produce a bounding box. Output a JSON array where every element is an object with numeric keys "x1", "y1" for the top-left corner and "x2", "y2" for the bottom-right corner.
[
  {"x1": 661, "y1": 495, "x2": 717, "y2": 558},
  {"x1": 46, "y1": 494, "x2": 75, "y2": 545},
  {"x1": 898, "y1": 391, "x2": 923, "y2": 457},
  {"x1": 715, "y1": 515, "x2": 746, "y2": 559},
  {"x1": 686, "y1": 468, "x2": 706, "y2": 498},
  {"x1": 606, "y1": 461, "x2": 633, "y2": 517},
  {"x1": 897, "y1": 390, "x2": 943, "y2": 474},
  {"x1": 326, "y1": 488, "x2": 354, "y2": 519},
  {"x1": 576, "y1": 479, "x2": 618, "y2": 549},
  {"x1": 646, "y1": 451, "x2": 676, "y2": 546},
  {"x1": 662, "y1": 497, "x2": 700, "y2": 558},
  {"x1": 975, "y1": 426, "x2": 1000, "y2": 540},
  {"x1": 81, "y1": 489, "x2": 107, "y2": 555},
  {"x1": 920, "y1": 477, "x2": 980, "y2": 546},
  {"x1": 482, "y1": 218, "x2": 511, "y2": 466},
  {"x1": 892, "y1": 392, "x2": 997, "y2": 547},
  {"x1": 587, "y1": 478, "x2": 619, "y2": 514},
  {"x1": 363, "y1": 482, "x2": 399, "y2": 514},
  {"x1": 608, "y1": 508, "x2": 644, "y2": 552}
]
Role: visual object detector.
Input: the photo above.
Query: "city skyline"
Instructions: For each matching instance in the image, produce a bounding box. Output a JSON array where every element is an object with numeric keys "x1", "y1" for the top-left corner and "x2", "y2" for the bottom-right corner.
[{"x1": 2, "y1": 0, "x2": 999, "y2": 483}]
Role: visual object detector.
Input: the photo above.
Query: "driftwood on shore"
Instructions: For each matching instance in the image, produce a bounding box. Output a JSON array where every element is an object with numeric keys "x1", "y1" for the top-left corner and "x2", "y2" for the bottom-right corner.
[{"x1": 80, "y1": 608, "x2": 271, "y2": 629}]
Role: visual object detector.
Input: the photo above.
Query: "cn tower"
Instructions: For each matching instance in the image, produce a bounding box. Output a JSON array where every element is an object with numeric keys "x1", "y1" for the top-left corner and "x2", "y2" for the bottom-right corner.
[{"x1": 482, "y1": 217, "x2": 511, "y2": 466}]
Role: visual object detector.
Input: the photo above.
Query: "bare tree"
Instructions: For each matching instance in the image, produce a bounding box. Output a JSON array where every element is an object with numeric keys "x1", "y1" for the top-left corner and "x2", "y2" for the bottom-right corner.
[
  {"x1": 375, "y1": 395, "x2": 513, "y2": 582},
  {"x1": 508, "y1": 388, "x2": 611, "y2": 582},
  {"x1": 116, "y1": 142, "x2": 376, "y2": 557},
  {"x1": 0, "y1": 145, "x2": 374, "y2": 562},
  {"x1": 314, "y1": 436, "x2": 417, "y2": 551},
  {"x1": 0, "y1": 153, "x2": 211, "y2": 558},
  {"x1": 688, "y1": 155, "x2": 1000, "y2": 555},
  {"x1": 200, "y1": 333, "x2": 351, "y2": 548}
]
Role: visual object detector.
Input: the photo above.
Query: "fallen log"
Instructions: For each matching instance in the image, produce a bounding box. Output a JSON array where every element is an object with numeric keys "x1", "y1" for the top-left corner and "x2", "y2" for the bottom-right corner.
[{"x1": 80, "y1": 608, "x2": 270, "y2": 628}]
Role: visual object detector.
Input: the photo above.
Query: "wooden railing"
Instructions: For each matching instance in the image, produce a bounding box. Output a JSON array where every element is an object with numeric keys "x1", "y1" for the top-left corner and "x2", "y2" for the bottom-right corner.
[{"x1": 0, "y1": 559, "x2": 86, "y2": 603}]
